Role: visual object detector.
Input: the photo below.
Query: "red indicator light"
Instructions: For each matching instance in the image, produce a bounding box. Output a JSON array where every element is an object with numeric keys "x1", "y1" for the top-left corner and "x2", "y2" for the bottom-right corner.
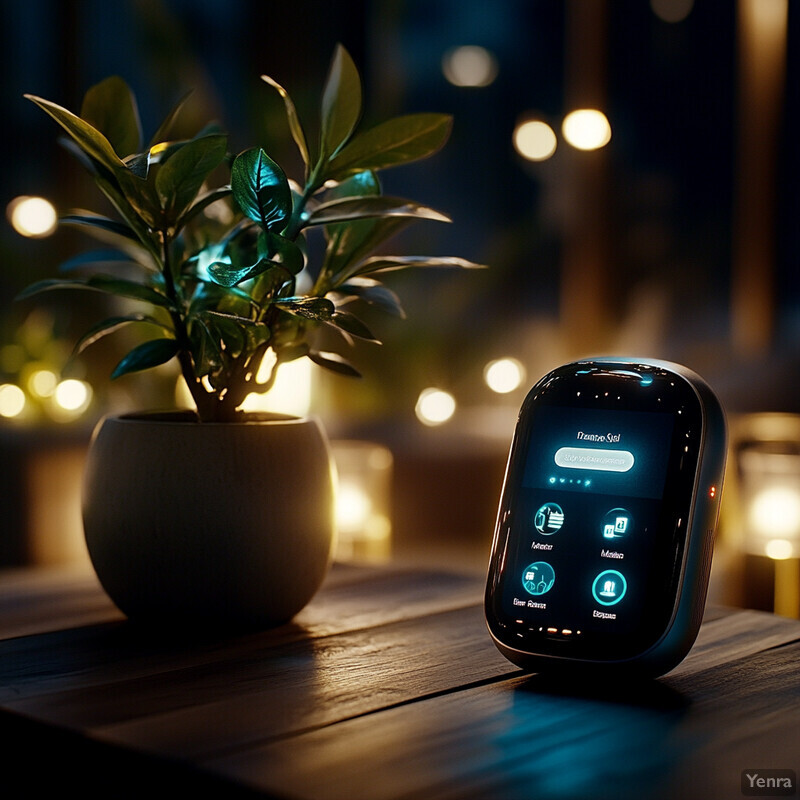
[{"x1": 709, "y1": 486, "x2": 717, "y2": 499}]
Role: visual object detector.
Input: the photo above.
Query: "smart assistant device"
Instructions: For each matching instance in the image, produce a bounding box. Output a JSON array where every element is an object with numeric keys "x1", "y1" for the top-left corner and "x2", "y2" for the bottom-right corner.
[{"x1": 484, "y1": 358, "x2": 727, "y2": 678}]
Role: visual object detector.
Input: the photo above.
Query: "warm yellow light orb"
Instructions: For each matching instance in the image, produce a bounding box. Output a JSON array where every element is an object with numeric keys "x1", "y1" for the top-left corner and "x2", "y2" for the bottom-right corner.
[
  {"x1": 53, "y1": 378, "x2": 92, "y2": 413},
  {"x1": 336, "y1": 481, "x2": 373, "y2": 534},
  {"x1": 513, "y1": 120, "x2": 557, "y2": 161},
  {"x1": 442, "y1": 45, "x2": 498, "y2": 88},
  {"x1": 7, "y1": 196, "x2": 58, "y2": 238},
  {"x1": 765, "y1": 538, "x2": 794, "y2": 560},
  {"x1": 0, "y1": 384, "x2": 26, "y2": 418},
  {"x1": 748, "y1": 486, "x2": 800, "y2": 540},
  {"x1": 484, "y1": 358, "x2": 526, "y2": 394},
  {"x1": 562, "y1": 109, "x2": 612, "y2": 151},
  {"x1": 28, "y1": 369, "x2": 58, "y2": 398},
  {"x1": 415, "y1": 388, "x2": 456, "y2": 426}
]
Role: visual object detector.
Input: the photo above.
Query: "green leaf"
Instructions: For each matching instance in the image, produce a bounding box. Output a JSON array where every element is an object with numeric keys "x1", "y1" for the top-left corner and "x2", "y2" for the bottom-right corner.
[
  {"x1": 338, "y1": 277, "x2": 406, "y2": 318},
  {"x1": 231, "y1": 148, "x2": 291, "y2": 231},
  {"x1": 261, "y1": 74, "x2": 310, "y2": 168},
  {"x1": 263, "y1": 231, "x2": 304, "y2": 274},
  {"x1": 308, "y1": 350, "x2": 361, "y2": 378},
  {"x1": 329, "y1": 311, "x2": 379, "y2": 342},
  {"x1": 345, "y1": 254, "x2": 488, "y2": 281},
  {"x1": 275, "y1": 296, "x2": 335, "y2": 321},
  {"x1": 320, "y1": 44, "x2": 362, "y2": 160},
  {"x1": 80, "y1": 76, "x2": 142, "y2": 158},
  {"x1": 305, "y1": 195, "x2": 450, "y2": 227},
  {"x1": 72, "y1": 314, "x2": 170, "y2": 356},
  {"x1": 156, "y1": 134, "x2": 228, "y2": 223},
  {"x1": 324, "y1": 216, "x2": 414, "y2": 284},
  {"x1": 207, "y1": 258, "x2": 270, "y2": 288},
  {"x1": 60, "y1": 212, "x2": 140, "y2": 243},
  {"x1": 25, "y1": 93, "x2": 127, "y2": 175},
  {"x1": 15, "y1": 278, "x2": 97, "y2": 302},
  {"x1": 16, "y1": 275, "x2": 171, "y2": 308},
  {"x1": 149, "y1": 90, "x2": 193, "y2": 147},
  {"x1": 111, "y1": 338, "x2": 179, "y2": 379},
  {"x1": 326, "y1": 114, "x2": 453, "y2": 181},
  {"x1": 85, "y1": 275, "x2": 173, "y2": 307},
  {"x1": 175, "y1": 186, "x2": 232, "y2": 229},
  {"x1": 59, "y1": 249, "x2": 139, "y2": 273}
]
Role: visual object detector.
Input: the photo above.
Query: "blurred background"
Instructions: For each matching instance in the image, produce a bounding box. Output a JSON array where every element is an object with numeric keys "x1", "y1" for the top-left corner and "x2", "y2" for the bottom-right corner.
[{"x1": 1, "y1": 0, "x2": 799, "y2": 615}]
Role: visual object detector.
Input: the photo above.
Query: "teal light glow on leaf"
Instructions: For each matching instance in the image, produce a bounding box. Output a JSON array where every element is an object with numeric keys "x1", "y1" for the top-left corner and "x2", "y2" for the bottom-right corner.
[{"x1": 231, "y1": 148, "x2": 291, "y2": 232}]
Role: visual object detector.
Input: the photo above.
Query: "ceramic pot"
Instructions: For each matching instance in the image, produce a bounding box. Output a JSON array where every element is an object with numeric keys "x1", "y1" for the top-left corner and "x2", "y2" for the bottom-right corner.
[{"x1": 82, "y1": 411, "x2": 335, "y2": 629}]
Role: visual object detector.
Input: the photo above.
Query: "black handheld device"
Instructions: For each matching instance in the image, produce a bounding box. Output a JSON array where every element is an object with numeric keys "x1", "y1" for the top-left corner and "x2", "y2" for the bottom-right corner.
[{"x1": 484, "y1": 358, "x2": 727, "y2": 678}]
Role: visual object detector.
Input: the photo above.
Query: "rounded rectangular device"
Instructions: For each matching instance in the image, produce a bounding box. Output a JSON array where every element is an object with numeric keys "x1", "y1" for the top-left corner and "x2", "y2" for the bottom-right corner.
[{"x1": 484, "y1": 358, "x2": 727, "y2": 678}]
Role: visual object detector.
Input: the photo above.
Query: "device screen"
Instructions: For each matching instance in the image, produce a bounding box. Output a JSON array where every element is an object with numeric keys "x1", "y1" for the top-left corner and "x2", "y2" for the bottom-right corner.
[{"x1": 486, "y1": 363, "x2": 705, "y2": 662}]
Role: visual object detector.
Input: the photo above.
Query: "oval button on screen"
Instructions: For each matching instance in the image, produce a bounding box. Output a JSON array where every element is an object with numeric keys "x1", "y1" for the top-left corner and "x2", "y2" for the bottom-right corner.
[{"x1": 554, "y1": 447, "x2": 635, "y2": 473}]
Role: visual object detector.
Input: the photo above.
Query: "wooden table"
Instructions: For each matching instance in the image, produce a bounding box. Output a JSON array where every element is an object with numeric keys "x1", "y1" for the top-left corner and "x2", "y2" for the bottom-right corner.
[{"x1": 1, "y1": 561, "x2": 799, "y2": 799}]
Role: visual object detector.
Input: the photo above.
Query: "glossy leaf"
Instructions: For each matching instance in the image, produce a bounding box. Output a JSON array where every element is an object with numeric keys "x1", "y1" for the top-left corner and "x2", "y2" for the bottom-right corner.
[
  {"x1": 60, "y1": 212, "x2": 140, "y2": 242},
  {"x1": 324, "y1": 216, "x2": 414, "y2": 284},
  {"x1": 80, "y1": 76, "x2": 142, "y2": 158},
  {"x1": 25, "y1": 94, "x2": 127, "y2": 175},
  {"x1": 263, "y1": 231, "x2": 304, "y2": 274},
  {"x1": 326, "y1": 114, "x2": 453, "y2": 181},
  {"x1": 306, "y1": 195, "x2": 450, "y2": 227},
  {"x1": 231, "y1": 148, "x2": 291, "y2": 232},
  {"x1": 308, "y1": 350, "x2": 361, "y2": 378},
  {"x1": 85, "y1": 275, "x2": 172, "y2": 307},
  {"x1": 338, "y1": 277, "x2": 406, "y2": 318},
  {"x1": 320, "y1": 44, "x2": 361, "y2": 160},
  {"x1": 329, "y1": 311, "x2": 379, "y2": 341},
  {"x1": 58, "y1": 145, "x2": 160, "y2": 259},
  {"x1": 261, "y1": 74, "x2": 310, "y2": 167},
  {"x1": 58, "y1": 249, "x2": 141, "y2": 273},
  {"x1": 156, "y1": 134, "x2": 228, "y2": 223},
  {"x1": 72, "y1": 314, "x2": 170, "y2": 356},
  {"x1": 208, "y1": 258, "x2": 270, "y2": 288},
  {"x1": 344, "y1": 254, "x2": 487, "y2": 281},
  {"x1": 275, "y1": 296, "x2": 335, "y2": 321},
  {"x1": 111, "y1": 338, "x2": 179, "y2": 379}
]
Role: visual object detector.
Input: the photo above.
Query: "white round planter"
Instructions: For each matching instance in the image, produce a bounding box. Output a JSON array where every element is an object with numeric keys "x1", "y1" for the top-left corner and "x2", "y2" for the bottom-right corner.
[{"x1": 82, "y1": 412, "x2": 335, "y2": 629}]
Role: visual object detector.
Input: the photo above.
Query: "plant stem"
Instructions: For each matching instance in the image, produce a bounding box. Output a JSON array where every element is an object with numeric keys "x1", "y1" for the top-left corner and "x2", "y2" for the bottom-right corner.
[{"x1": 159, "y1": 231, "x2": 214, "y2": 421}]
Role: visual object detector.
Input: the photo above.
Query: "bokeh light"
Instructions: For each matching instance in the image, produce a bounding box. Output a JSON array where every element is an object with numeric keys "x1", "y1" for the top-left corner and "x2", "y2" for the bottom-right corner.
[
  {"x1": 562, "y1": 109, "x2": 612, "y2": 151},
  {"x1": 0, "y1": 384, "x2": 27, "y2": 418},
  {"x1": 7, "y1": 196, "x2": 58, "y2": 238},
  {"x1": 747, "y1": 485, "x2": 800, "y2": 540},
  {"x1": 484, "y1": 358, "x2": 526, "y2": 394},
  {"x1": 765, "y1": 538, "x2": 794, "y2": 560},
  {"x1": 513, "y1": 120, "x2": 557, "y2": 161},
  {"x1": 650, "y1": 0, "x2": 694, "y2": 23},
  {"x1": 442, "y1": 45, "x2": 498, "y2": 88},
  {"x1": 53, "y1": 378, "x2": 92, "y2": 414},
  {"x1": 415, "y1": 388, "x2": 456, "y2": 426}
]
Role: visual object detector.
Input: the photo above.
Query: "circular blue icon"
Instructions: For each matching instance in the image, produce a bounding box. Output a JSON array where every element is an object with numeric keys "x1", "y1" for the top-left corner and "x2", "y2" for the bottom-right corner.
[
  {"x1": 602, "y1": 508, "x2": 632, "y2": 541},
  {"x1": 534, "y1": 503, "x2": 564, "y2": 534},
  {"x1": 592, "y1": 570, "x2": 627, "y2": 606},
  {"x1": 522, "y1": 562, "x2": 556, "y2": 595}
]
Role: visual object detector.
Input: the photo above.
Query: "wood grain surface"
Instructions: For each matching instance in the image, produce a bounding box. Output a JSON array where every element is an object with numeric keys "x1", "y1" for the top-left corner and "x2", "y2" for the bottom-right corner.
[{"x1": 1, "y1": 562, "x2": 798, "y2": 800}]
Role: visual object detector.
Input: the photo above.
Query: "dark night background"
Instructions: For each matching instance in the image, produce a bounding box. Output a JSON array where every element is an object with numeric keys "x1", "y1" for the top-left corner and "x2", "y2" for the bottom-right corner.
[{"x1": 0, "y1": 0, "x2": 798, "y2": 603}]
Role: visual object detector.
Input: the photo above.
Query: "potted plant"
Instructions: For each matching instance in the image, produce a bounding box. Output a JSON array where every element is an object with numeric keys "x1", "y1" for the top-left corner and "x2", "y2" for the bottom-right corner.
[{"x1": 19, "y1": 45, "x2": 483, "y2": 628}]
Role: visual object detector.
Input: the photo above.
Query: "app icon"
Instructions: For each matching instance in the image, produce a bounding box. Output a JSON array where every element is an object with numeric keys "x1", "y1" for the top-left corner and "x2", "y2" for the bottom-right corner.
[
  {"x1": 592, "y1": 569, "x2": 627, "y2": 605},
  {"x1": 534, "y1": 502, "x2": 564, "y2": 534},
  {"x1": 522, "y1": 562, "x2": 556, "y2": 595},
  {"x1": 602, "y1": 508, "x2": 632, "y2": 540}
]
